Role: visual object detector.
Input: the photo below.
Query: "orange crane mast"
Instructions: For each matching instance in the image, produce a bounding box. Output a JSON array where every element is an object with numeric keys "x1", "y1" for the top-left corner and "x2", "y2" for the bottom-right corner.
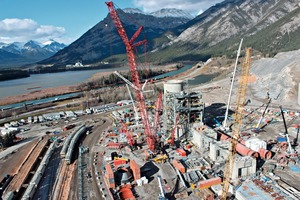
[
  {"x1": 105, "y1": 1, "x2": 156, "y2": 151},
  {"x1": 220, "y1": 48, "x2": 251, "y2": 199}
]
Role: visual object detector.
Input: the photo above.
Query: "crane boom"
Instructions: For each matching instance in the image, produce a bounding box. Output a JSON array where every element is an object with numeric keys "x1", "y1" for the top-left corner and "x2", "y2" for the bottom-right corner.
[
  {"x1": 114, "y1": 71, "x2": 139, "y2": 91},
  {"x1": 106, "y1": 1, "x2": 156, "y2": 151},
  {"x1": 221, "y1": 48, "x2": 251, "y2": 199}
]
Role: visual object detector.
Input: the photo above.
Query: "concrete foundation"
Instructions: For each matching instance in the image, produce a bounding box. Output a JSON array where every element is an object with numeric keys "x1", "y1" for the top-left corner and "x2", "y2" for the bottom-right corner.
[{"x1": 192, "y1": 127, "x2": 257, "y2": 180}]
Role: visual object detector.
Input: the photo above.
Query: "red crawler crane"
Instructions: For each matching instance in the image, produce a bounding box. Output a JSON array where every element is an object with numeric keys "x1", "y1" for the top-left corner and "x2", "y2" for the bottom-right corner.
[
  {"x1": 105, "y1": 1, "x2": 156, "y2": 151},
  {"x1": 153, "y1": 92, "x2": 163, "y2": 135}
]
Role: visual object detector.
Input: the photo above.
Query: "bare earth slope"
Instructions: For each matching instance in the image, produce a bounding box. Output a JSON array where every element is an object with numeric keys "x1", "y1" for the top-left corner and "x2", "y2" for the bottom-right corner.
[{"x1": 250, "y1": 49, "x2": 300, "y2": 109}]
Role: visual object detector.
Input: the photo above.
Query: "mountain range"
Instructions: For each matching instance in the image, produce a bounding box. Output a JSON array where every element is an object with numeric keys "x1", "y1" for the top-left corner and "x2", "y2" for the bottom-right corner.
[
  {"x1": 0, "y1": 40, "x2": 66, "y2": 67},
  {"x1": 3, "y1": 0, "x2": 300, "y2": 69},
  {"x1": 38, "y1": 8, "x2": 192, "y2": 67},
  {"x1": 150, "y1": 0, "x2": 300, "y2": 62}
]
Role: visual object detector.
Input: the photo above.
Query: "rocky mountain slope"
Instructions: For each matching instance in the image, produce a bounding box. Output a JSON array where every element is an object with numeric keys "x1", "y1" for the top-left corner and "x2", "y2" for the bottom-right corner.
[
  {"x1": 152, "y1": 0, "x2": 300, "y2": 62},
  {"x1": 35, "y1": 0, "x2": 300, "y2": 67},
  {"x1": 38, "y1": 8, "x2": 191, "y2": 66}
]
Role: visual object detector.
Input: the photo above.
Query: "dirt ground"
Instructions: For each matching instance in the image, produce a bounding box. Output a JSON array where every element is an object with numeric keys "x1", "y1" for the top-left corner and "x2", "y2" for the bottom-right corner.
[{"x1": 0, "y1": 138, "x2": 39, "y2": 178}]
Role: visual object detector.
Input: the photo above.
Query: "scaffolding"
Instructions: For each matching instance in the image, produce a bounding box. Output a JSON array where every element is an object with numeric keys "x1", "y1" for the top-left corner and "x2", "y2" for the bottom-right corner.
[{"x1": 163, "y1": 90, "x2": 204, "y2": 140}]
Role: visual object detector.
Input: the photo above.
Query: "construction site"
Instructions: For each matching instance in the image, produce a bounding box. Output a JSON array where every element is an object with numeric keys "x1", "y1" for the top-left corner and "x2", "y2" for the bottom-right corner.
[{"x1": 1, "y1": 1, "x2": 300, "y2": 200}]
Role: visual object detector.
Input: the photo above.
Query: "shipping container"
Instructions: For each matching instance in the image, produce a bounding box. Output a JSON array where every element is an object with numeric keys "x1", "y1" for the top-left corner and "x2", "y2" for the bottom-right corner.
[
  {"x1": 114, "y1": 159, "x2": 127, "y2": 167},
  {"x1": 105, "y1": 164, "x2": 114, "y2": 179},
  {"x1": 198, "y1": 177, "x2": 222, "y2": 189},
  {"x1": 173, "y1": 159, "x2": 185, "y2": 173},
  {"x1": 130, "y1": 160, "x2": 141, "y2": 180},
  {"x1": 176, "y1": 148, "x2": 187, "y2": 157}
]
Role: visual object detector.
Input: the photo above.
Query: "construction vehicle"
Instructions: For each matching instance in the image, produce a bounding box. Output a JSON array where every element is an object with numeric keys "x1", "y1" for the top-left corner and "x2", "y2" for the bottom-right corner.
[
  {"x1": 153, "y1": 154, "x2": 168, "y2": 164},
  {"x1": 220, "y1": 48, "x2": 252, "y2": 199},
  {"x1": 106, "y1": 1, "x2": 157, "y2": 152},
  {"x1": 114, "y1": 157, "x2": 129, "y2": 162}
]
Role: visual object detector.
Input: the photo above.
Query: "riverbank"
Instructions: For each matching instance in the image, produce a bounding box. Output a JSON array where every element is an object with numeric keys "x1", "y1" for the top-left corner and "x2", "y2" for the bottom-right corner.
[
  {"x1": 0, "y1": 63, "x2": 182, "y2": 106},
  {"x1": 0, "y1": 85, "x2": 79, "y2": 106}
]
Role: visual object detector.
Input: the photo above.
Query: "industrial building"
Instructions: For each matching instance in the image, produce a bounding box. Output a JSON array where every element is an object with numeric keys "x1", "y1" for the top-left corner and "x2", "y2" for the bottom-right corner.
[{"x1": 163, "y1": 80, "x2": 204, "y2": 140}]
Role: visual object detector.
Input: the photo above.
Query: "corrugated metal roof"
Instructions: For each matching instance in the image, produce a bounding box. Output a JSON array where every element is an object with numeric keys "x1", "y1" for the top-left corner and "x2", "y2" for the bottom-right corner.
[{"x1": 236, "y1": 182, "x2": 273, "y2": 200}]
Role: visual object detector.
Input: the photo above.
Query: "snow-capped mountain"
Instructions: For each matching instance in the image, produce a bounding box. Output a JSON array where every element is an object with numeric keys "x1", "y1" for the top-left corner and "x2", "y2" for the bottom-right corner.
[
  {"x1": 42, "y1": 40, "x2": 67, "y2": 53},
  {"x1": 0, "y1": 40, "x2": 66, "y2": 67},
  {"x1": 123, "y1": 8, "x2": 144, "y2": 14},
  {"x1": 150, "y1": 8, "x2": 194, "y2": 19},
  {"x1": 0, "y1": 42, "x2": 8, "y2": 48},
  {"x1": 123, "y1": 8, "x2": 194, "y2": 19}
]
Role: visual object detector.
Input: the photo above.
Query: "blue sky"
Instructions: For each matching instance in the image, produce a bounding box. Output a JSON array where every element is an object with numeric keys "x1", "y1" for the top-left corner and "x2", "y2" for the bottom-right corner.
[{"x1": 0, "y1": 0, "x2": 223, "y2": 44}]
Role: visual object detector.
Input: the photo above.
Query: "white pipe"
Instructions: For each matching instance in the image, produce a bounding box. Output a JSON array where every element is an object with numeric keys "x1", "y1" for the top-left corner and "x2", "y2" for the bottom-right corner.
[
  {"x1": 126, "y1": 84, "x2": 139, "y2": 124},
  {"x1": 176, "y1": 169, "x2": 187, "y2": 188},
  {"x1": 157, "y1": 175, "x2": 165, "y2": 198},
  {"x1": 223, "y1": 38, "x2": 243, "y2": 128}
]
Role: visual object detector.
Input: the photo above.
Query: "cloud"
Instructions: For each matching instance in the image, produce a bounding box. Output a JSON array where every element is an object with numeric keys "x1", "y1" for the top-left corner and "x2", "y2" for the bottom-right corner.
[
  {"x1": 133, "y1": 0, "x2": 223, "y2": 15},
  {"x1": 0, "y1": 18, "x2": 67, "y2": 43}
]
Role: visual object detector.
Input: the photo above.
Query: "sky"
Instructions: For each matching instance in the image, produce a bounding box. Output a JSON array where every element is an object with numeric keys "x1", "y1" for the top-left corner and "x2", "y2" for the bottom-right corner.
[{"x1": 0, "y1": 0, "x2": 223, "y2": 45}]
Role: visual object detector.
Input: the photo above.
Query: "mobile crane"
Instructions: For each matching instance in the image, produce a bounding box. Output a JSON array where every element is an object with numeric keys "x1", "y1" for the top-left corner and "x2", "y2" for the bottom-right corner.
[{"x1": 105, "y1": 1, "x2": 156, "y2": 151}]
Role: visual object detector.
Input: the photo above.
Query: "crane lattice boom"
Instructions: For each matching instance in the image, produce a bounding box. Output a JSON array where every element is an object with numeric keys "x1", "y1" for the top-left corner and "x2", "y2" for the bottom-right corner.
[
  {"x1": 221, "y1": 48, "x2": 252, "y2": 199},
  {"x1": 105, "y1": 1, "x2": 156, "y2": 151}
]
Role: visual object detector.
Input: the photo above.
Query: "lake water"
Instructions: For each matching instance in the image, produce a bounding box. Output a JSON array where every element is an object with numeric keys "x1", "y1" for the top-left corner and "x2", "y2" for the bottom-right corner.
[{"x1": 188, "y1": 73, "x2": 219, "y2": 86}]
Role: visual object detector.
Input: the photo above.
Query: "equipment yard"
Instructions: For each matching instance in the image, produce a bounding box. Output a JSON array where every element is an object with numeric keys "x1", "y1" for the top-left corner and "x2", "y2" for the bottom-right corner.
[{"x1": 1, "y1": 1, "x2": 300, "y2": 200}]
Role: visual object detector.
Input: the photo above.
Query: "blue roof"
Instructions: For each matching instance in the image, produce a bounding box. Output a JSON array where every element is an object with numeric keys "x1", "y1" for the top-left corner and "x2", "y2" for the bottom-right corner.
[{"x1": 236, "y1": 182, "x2": 272, "y2": 200}]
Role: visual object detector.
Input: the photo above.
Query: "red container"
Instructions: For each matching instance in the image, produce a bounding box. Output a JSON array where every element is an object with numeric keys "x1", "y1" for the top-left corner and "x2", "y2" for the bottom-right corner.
[
  {"x1": 114, "y1": 159, "x2": 127, "y2": 167},
  {"x1": 130, "y1": 160, "x2": 140, "y2": 180},
  {"x1": 173, "y1": 159, "x2": 185, "y2": 173},
  {"x1": 176, "y1": 148, "x2": 187, "y2": 157},
  {"x1": 198, "y1": 177, "x2": 222, "y2": 189},
  {"x1": 106, "y1": 142, "x2": 123, "y2": 149},
  {"x1": 105, "y1": 164, "x2": 114, "y2": 179}
]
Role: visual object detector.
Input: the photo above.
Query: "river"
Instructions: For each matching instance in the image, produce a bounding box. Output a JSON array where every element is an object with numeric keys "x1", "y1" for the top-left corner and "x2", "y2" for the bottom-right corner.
[
  {"x1": 0, "y1": 64, "x2": 219, "y2": 110},
  {"x1": 0, "y1": 69, "x2": 111, "y2": 99}
]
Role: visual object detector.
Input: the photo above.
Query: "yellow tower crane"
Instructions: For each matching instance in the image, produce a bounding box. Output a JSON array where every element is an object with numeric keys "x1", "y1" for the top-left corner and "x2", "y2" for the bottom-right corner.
[{"x1": 220, "y1": 48, "x2": 252, "y2": 199}]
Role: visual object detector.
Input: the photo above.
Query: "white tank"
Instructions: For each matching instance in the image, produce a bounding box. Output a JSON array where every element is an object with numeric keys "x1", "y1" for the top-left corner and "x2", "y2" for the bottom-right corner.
[{"x1": 164, "y1": 80, "x2": 184, "y2": 93}]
